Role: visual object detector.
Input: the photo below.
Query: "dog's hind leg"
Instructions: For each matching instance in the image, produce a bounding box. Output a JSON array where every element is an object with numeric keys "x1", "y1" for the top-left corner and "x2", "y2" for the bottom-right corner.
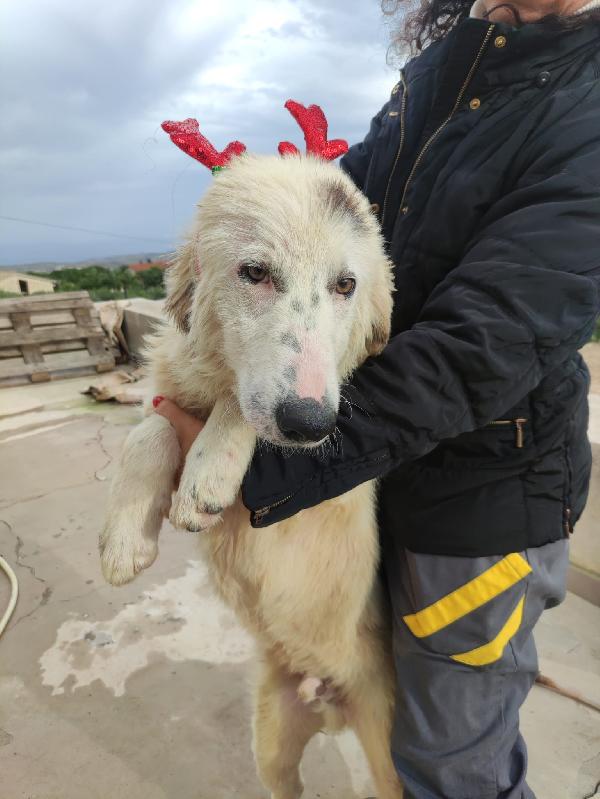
[
  {"x1": 100, "y1": 414, "x2": 180, "y2": 586},
  {"x1": 253, "y1": 663, "x2": 323, "y2": 799},
  {"x1": 348, "y1": 678, "x2": 404, "y2": 799}
]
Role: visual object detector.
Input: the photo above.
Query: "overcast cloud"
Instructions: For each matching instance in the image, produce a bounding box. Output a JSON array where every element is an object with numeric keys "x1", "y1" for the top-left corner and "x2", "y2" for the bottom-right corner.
[{"x1": 0, "y1": 0, "x2": 400, "y2": 265}]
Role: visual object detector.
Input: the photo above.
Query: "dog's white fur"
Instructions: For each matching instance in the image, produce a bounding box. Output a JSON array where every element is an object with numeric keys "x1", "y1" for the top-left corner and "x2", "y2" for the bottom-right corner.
[{"x1": 100, "y1": 153, "x2": 402, "y2": 799}]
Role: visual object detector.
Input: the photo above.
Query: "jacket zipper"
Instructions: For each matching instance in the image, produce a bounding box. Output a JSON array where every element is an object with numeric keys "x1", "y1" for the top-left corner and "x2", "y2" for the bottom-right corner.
[
  {"x1": 252, "y1": 492, "x2": 297, "y2": 524},
  {"x1": 563, "y1": 420, "x2": 574, "y2": 535},
  {"x1": 397, "y1": 23, "x2": 495, "y2": 217},
  {"x1": 563, "y1": 507, "x2": 573, "y2": 536},
  {"x1": 382, "y1": 71, "x2": 408, "y2": 229},
  {"x1": 486, "y1": 418, "x2": 528, "y2": 449}
]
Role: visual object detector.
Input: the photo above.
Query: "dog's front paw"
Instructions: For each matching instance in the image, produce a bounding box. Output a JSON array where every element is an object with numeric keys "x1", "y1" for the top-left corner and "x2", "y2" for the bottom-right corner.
[
  {"x1": 169, "y1": 496, "x2": 222, "y2": 532},
  {"x1": 169, "y1": 462, "x2": 236, "y2": 532},
  {"x1": 100, "y1": 524, "x2": 158, "y2": 586}
]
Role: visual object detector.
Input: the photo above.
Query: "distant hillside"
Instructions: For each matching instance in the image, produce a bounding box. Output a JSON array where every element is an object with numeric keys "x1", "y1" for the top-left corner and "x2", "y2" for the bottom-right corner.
[{"x1": 0, "y1": 251, "x2": 172, "y2": 273}]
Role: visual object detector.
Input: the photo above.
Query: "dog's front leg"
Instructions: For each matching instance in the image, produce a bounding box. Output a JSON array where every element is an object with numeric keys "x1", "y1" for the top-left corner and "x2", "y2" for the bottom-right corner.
[
  {"x1": 170, "y1": 395, "x2": 256, "y2": 531},
  {"x1": 100, "y1": 414, "x2": 180, "y2": 585}
]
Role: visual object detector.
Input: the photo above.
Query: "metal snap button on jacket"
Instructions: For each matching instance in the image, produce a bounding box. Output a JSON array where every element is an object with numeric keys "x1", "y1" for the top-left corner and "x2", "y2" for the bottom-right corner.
[
  {"x1": 536, "y1": 70, "x2": 551, "y2": 87},
  {"x1": 494, "y1": 35, "x2": 507, "y2": 48},
  {"x1": 469, "y1": 97, "x2": 481, "y2": 110}
]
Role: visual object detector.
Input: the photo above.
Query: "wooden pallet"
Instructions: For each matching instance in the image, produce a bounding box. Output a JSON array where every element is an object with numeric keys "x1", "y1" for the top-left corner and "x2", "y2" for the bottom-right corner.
[{"x1": 0, "y1": 291, "x2": 116, "y2": 386}]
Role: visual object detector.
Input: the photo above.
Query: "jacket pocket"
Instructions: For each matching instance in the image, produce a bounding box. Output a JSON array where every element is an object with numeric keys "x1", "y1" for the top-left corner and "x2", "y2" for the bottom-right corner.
[
  {"x1": 400, "y1": 551, "x2": 532, "y2": 668},
  {"x1": 420, "y1": 398, "x2": 534, "y2": 470},
  {"x1": 485, "y1": 417, "x2": 529, "y2": 449}
]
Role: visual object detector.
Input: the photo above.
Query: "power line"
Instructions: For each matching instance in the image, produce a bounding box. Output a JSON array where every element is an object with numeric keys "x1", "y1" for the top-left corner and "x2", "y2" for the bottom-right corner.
[{"x1": 0, "y1": 214, "x2": 172, "y2": 245}]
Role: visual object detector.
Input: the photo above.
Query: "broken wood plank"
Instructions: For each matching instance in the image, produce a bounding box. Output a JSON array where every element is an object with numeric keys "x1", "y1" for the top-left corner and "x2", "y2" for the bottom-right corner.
[
  {"x1": 0, "y1": 341, "x2": 88, "y2": 358},
  {"x1": 0, "y1": 290, "x2": 88, "y2": 306},
  {"x1": 0, "y1": 363, "x2": 113, "y2": 388},
  {"x1": 0, "y1": 295, "x2": 95, "y2": 315},
  {"x1": 31, "y1": 312, "x2": 83, "y2": 327},
  {"x1": 40, "y1": 341, "x2": 88, "y2": 355},
  {"x1": 0, "y1": 352, "x2": 114, "y2": 380},
  {"x1": 0, "y1": 324, "x2": 105, "y2": 347}
]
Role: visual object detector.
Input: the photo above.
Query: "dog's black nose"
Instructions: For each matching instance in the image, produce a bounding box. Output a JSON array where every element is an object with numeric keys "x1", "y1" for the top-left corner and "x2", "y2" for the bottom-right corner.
[{"x1": 275, "y1": 396, "x2": 337, "y2": 443}]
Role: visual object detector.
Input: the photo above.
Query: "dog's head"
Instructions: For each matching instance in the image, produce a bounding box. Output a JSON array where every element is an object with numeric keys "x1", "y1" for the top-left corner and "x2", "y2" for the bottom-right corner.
[{"x1": 166, "y1": 154, "x2": 394, "y2": 447}]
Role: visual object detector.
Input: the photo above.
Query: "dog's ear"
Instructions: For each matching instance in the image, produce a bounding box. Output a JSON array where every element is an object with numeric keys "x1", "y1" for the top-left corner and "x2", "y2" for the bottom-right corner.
[
  {"x1": 365, "y1": 260, "x2": 393, "y2": 357},
  {"x1": 164, "y1": 243, "x2": 197, "y2": 333}
]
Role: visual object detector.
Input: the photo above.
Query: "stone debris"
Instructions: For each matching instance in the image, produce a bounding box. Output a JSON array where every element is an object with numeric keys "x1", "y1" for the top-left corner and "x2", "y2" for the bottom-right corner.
[{"x1": 81, "y1": 367, "x2": 148, "y2": 404}]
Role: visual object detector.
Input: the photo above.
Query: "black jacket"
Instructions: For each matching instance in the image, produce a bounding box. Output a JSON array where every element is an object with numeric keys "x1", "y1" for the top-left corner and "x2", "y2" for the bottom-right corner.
[{"x1": 242, "y1": 17, "x2": 600, "y2": 556}]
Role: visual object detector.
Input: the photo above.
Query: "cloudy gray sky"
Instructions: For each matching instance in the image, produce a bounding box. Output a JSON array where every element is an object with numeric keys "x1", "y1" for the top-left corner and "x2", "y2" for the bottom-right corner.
[{"x1": 0, "y1": 0, "x2": 401, "y2": 266}]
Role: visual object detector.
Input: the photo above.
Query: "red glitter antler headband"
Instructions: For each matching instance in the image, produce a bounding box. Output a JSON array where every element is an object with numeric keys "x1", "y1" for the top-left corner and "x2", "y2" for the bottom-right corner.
[
  {"x1": 161, "y1": 100, "x2": 348, "y2": 173},
  {"x1": 161, "y1": 118, "x2": 246, "y2": 174},
  {"x1": 278, "y1": 100, "x2": 349, "y2": 160}
]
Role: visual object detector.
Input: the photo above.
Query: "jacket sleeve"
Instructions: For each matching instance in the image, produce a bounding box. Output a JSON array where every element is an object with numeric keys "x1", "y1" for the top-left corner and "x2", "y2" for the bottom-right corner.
[
  {"x1": 339, "y1": 101, "x2": 389, "y2": 190},
  {"x1": 242, "y1": 93, "x2": 600, "y2": 527}
]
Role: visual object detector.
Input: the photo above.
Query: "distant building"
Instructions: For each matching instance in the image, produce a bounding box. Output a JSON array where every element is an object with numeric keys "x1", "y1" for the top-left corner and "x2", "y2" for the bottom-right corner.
[
  {"x1": 128, "y1": 258, "x2": 169, "y2": 274},
  {"x1": 0, "y1": 271, "x2": 56, "y2": 295}
]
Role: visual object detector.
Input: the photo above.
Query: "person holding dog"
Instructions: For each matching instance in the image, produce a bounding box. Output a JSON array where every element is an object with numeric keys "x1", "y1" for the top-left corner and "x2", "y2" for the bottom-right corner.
[{"x1": 155, "y1": 0, "x2": 600, "y2": 796}]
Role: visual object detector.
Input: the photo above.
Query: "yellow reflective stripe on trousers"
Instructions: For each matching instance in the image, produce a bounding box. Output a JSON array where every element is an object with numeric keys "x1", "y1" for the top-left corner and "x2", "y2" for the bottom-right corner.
[
  {"x1": 402, "y1": 553, "x2": 532, "y2": 638},
  {"x1": 450, "y1": 595, "x2": 525, "y2": 666}
]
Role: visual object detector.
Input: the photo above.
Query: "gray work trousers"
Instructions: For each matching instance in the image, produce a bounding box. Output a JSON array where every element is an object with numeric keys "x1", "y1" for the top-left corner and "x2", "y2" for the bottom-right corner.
[{"x1": 384, "y1": 537, "x2": 569, "y2": 799}]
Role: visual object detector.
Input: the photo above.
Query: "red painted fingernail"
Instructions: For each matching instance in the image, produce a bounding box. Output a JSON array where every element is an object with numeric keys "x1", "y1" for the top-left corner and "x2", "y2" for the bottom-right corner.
[{"x1": 152, "y1": 395, "x2": 165, "y2": 408}]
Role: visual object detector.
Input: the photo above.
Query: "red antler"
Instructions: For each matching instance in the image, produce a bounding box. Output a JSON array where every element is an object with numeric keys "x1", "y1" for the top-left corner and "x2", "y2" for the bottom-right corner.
[
  {"x1": 161, "y1": 118, "x2": 246, "y2": 172},
  {"x1": 278, "y1": 100, "x2": 349, "y2": 161}
]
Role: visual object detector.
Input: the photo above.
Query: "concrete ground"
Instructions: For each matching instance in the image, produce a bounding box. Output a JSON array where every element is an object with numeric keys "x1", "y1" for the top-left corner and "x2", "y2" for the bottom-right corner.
[{"x1": 0, "y1": 373, "x2": 599, "y2": 799}]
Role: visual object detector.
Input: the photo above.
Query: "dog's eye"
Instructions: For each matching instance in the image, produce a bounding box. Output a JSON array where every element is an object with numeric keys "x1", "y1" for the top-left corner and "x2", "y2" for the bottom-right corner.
[
  {"x1": 336, "y1": 277, "x2": 356, "y2": 297},
  {"x1": 240, "y1": 262, "x2": 270, "y2": 284}
]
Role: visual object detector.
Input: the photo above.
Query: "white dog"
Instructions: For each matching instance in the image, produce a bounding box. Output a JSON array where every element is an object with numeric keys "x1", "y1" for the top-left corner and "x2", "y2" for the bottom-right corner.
[{"x1": 100, "y1": 106, "x2": 402, "y2": 799}]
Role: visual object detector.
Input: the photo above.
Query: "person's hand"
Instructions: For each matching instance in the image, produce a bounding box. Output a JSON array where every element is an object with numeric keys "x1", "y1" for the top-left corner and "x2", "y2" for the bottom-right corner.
[{"x1": 152, "y1": 396, "x2": 205, "y2": 458}]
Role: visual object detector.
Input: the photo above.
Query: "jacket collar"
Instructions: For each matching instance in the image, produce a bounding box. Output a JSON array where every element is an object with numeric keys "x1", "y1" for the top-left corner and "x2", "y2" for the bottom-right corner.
[
  {"x1": 405, "y1": 17, "x2": 600, "y2": 90},
  {"x1": 480, "y1": 17, "x2": 600, "y2": 86},
  {"x1": 470, "y1": 0, "x2": 600, "y2": 16}
]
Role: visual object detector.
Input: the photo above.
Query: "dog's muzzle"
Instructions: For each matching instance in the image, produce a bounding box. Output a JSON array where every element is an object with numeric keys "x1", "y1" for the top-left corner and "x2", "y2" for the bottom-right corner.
[{"x1": 275, "y1": 395, "x2": 337, "y2": 444}]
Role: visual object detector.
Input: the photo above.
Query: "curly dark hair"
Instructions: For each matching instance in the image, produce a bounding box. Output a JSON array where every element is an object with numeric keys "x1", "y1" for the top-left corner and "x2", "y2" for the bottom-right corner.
[
  {"x1": 383, "y1": 0, "x2": 600, "y2": 54},
  {"x1": 383, "y1": 0, "x2": 471, "y2": 53}
]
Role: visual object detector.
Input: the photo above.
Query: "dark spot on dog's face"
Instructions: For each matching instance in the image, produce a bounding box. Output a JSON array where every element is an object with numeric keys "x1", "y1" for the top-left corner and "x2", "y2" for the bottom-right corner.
[
  {"x1": 250, "y1": 393, "x2": 267, "y2": 414},
  {"x1": 322, "y1": 180, "x2": 368, "y2": 231},
  {"x1": 281, "y1": 331, "x2": 301, "y2": 352},
  {"x1": 283, "y1": 365, "x2": 296, "y2": 384},
  {"x1": 201, "y1": 503, "x2": 223, "y2": 515},
  {"x1": 311, "y1": 291, "x2": 320, "y2": 308},
  {"x1": 291, "y1": 299, "x2": 303, "y2": 314}
]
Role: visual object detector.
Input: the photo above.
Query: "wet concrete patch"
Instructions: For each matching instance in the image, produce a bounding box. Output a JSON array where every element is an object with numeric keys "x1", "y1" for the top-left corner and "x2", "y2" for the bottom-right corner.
[{"x1": 39, "y1": 562, "x2": 255, "y2": 697}]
